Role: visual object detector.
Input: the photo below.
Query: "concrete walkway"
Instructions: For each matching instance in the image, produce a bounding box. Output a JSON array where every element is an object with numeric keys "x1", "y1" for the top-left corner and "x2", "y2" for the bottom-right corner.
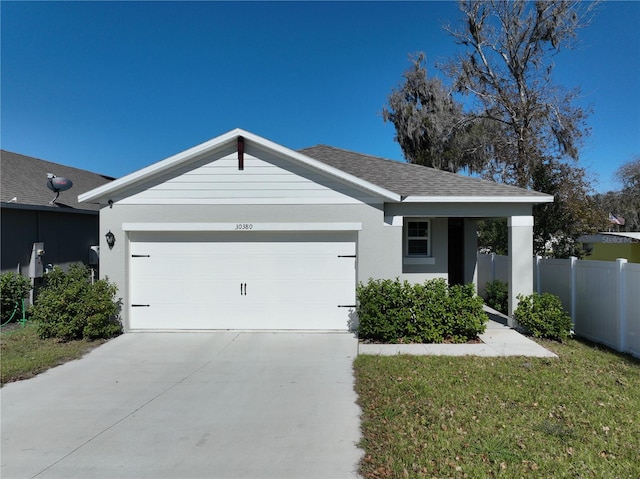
[{"x1": 358, "y1": 307, "x2": 557, "y2": 358}]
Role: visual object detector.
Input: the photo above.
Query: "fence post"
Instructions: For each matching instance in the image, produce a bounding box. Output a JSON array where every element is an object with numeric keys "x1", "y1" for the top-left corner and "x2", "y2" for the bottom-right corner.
[
  {"x1": 570, "y1": 256, "x2": 577, "y2": 327},
  {"x1": 617, "y1": 258, "x2": 628, "y2": 353},
  {"x1": 535, "y1": 255, "x2": 541, "y2": 294}
]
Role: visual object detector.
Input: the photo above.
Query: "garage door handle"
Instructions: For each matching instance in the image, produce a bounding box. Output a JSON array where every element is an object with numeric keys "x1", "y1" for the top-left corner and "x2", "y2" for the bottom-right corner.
[
  {"x1": 338, "y1": 255, "x2": 356, "y2": 258},
  {"x1": 132, "y1": 304, "x2": 150, "y2": 307},
  {"x1": 131, "y1": 255, "x2": 150, "y2": 258},
  {"x1": 337, "y1": 304, "x2": 357, "y2": 308},
  {"x1": 240, "y1": 283, "x2": 247, "y2": 295}
]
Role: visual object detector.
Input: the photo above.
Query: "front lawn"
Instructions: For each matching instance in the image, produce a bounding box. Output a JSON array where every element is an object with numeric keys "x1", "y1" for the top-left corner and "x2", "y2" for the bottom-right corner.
[
  {"x1": 354, "y1": 339, "x2": 640, "y2": 478},
  {"x1": 0, "y1": 322, "x2": 106, "y2": 385}
]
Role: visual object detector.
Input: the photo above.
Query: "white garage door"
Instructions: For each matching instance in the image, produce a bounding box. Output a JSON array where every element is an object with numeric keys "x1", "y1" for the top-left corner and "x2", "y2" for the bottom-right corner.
[{"x1": 128, "y1": 231, "x2": 356, "y2": 330}]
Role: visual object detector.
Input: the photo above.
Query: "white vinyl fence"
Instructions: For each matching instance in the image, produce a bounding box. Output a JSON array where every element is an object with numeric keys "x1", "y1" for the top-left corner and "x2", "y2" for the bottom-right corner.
[{"x1": 478, "y1": 253, "x2": 640, "y2": 358}]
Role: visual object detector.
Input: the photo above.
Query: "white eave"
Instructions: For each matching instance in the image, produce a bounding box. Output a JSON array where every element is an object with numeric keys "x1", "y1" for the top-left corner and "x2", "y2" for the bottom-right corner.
[
  {"x1": 78, "y1": 128, "x2": 401, "y2": 204},
  {"x1": 401, "y1": 195, "x2": 554, "y2": 204}
]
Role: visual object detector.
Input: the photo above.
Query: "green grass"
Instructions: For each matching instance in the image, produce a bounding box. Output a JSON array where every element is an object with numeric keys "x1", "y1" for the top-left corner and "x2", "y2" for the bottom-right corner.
[
  {"x1": 0, "y1": 322, "x2": 106, "y2": 386},
  {"x1": 354, "y1": 339, "x2": 640, "y2": 478}
]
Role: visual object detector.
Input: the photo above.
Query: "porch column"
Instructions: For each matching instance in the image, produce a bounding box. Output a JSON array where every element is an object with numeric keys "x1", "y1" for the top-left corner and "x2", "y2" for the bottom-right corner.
[
  {"x1": 464, "y1": 219, "x2": 478, "y2": 287},
  {"x1": 508, "y1": 215, "x2": 534, "y2": 324}
]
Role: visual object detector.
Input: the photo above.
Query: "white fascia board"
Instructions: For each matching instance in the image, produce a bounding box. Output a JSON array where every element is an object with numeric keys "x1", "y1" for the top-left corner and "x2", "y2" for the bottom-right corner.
[
  {"x1": 79, "y1": 127, "x2": 400, "y2": 204},
  {"x1": 401, "y1": 195, "x2": 554, "y2": 204},
  {"x1": 79, "y1": 128, "x2": 245, "y2": 203},
  {"x1": 122, "y1": 222, "x2": 363, "y2": 232}
]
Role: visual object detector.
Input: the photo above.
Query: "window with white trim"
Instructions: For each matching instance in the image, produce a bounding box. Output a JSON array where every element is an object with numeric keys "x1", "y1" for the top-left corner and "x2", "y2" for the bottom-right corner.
[{"x1": 405, "y1": 219, "x2": 431, "y2": 257}]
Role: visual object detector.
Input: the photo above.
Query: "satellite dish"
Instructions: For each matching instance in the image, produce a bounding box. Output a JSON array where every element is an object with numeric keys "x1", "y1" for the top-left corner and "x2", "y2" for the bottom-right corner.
[
  {"x1": 47, "y1": 173, "x2": 73, "y2": 204},
  {"x1": 47, "y1": 174, "x2": 73, "y2": 192}
]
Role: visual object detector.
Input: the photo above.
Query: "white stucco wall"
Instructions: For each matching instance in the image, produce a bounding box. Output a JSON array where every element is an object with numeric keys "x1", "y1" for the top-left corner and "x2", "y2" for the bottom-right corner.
[
  {"x1": 98, "y1": 200, "x2": 535, "y2": 330},
  {"x1": 99, "y1": 199, "x2": 482, "y2": 325}
]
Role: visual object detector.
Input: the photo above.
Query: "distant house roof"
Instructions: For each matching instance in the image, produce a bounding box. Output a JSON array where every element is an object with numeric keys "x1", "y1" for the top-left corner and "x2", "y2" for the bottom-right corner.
[
  {"x1": 614, "y1": 232, "x2": 640, "y2": 241},
  {"x1": 579, "y1": 232, "x2": 640, "y2": 243},
  {"x1": 299, "y1": 145, "x2": 551, "y2": 200},
  {"x1": 1, "y1": 150, "x2": 114, "y2": 212}
]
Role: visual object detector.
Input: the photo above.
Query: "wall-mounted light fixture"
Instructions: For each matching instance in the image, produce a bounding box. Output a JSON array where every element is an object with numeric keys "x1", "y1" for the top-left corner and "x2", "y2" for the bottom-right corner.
[{"x1": 105, "y1": 230, "x2": 116, "y2": 250}]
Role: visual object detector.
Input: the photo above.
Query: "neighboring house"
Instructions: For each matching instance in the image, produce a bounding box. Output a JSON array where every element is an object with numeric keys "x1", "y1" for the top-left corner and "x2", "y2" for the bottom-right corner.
[
  {"x1": 79, "y1": 129, "x2": 553, "y2": 332},
  {"x1": 1, "y1": 150, "x2": 114, "y2": 276},
  {"x1": 579, "y1": 232, "x2": 640, "y2": 263}
]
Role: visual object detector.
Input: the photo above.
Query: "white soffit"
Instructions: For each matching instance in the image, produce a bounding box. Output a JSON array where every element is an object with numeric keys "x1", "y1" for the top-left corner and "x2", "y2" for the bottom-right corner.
[{"x1": 402, "y1": 195, "x2": 554, "y2": 204}]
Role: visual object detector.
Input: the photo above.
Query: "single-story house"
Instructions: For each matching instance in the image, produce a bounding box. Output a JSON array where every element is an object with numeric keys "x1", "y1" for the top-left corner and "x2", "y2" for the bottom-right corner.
[
  {"x1": 79, "y1": 129, "x2": 553, "y2": 332},
  {"x1": 579, "y1": 232, "x2": 640, "y2": 263},
  {"x1": 1, "y1": 150, "x2": 114, "y2": 277}
]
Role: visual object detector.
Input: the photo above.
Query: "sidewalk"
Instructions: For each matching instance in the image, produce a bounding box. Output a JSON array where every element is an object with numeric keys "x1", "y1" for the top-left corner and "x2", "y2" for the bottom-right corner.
[{"x1": 357, "y1": 307, "x2": 557, "y2": 358}]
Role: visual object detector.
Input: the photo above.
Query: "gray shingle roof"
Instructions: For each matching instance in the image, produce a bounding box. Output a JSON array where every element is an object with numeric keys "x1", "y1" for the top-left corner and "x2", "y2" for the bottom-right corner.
[
  {"x1": 299, "y1": 145, "x2": 550, "y2": 198},
  {"x1": 1, "y1": 150, "x2": 114, "y2": 211}
]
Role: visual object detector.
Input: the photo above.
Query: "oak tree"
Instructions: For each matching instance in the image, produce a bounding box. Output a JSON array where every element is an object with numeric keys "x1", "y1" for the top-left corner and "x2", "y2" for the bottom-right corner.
[
  {"x1": 384, "y1": 0, "x2": 603, "y2": 256},
  {"x1": 382, "y1": 53, "x2": 473, "y2": 172}
]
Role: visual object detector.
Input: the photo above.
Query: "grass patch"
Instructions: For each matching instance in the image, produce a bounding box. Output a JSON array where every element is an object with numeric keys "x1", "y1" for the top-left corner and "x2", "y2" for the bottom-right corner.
[
  {"x1": 1, "y1": 322, "x2": 107, "y2": 386},
  {"x1": 354, "y1": 338, "x2": 640, "y2": 478}
]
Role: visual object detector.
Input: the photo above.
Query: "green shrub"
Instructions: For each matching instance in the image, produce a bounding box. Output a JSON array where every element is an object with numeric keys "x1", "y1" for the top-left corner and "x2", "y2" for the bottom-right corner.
[
  {"x1": 513, "y1": 292, "x2": 572, "y2": 341},
  {"x1": 484, "y1": 279, "x2": 509, "y2": 314},
  {"x1": 356, "y1": 278, "x2": 487, "y2": 343},
  {"x1": 1, "y1": 272, "x2": 32, "y2": 324},
  {"x1": 30, "y1": 264, "x2": 122, "y2": 341},
  {"x1": 356, "y1": 278, "x2": 413, "y2": 342},
  {"x1": 445, "y1": 283, "x2": 489, "y2": 342}
]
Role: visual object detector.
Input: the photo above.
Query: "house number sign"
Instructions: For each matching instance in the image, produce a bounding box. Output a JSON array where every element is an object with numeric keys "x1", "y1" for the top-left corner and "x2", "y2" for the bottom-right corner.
[{"x1": 234, "y1": 223, "x2": 253, "y2": 230}]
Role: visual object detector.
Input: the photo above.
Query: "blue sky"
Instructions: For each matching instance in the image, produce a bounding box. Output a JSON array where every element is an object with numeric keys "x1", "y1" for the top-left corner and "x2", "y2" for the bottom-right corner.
[{"x1": 2, "y1": 1, "x2": 638, "y2": 193}]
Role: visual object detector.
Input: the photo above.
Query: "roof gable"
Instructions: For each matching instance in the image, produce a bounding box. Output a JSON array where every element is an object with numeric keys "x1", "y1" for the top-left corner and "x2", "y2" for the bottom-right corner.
[
  {"x1": 115, "y1": 146, "x2": 387, "y2": 205},
  {"x1": 79, "y1": 129, "x2": 400, "y2": 204},
  {"x1": 1, "y1": 150, "x2": 114, "y2": 211}
]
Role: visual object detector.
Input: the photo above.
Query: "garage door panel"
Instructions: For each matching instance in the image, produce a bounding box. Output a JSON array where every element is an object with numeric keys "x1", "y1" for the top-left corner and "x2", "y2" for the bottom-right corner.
[{"x1": 129, "y1": 233, "x2": 355, "y2": 330}]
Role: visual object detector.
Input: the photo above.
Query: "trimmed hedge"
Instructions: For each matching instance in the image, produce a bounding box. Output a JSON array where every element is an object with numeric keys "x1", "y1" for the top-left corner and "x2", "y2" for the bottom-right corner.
[
  {"x1": 356, "y1": 278, "x2": 488, "y2": 343},
  {"x1": 514, "y1": 292, "x2": 573, "y2": 342}
]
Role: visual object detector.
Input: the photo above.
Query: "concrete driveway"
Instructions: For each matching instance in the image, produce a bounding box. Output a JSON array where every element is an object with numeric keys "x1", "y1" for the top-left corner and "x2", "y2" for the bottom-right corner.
[{"x1": 1, "y1": 332, "x2": 362, "y2": 479}]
